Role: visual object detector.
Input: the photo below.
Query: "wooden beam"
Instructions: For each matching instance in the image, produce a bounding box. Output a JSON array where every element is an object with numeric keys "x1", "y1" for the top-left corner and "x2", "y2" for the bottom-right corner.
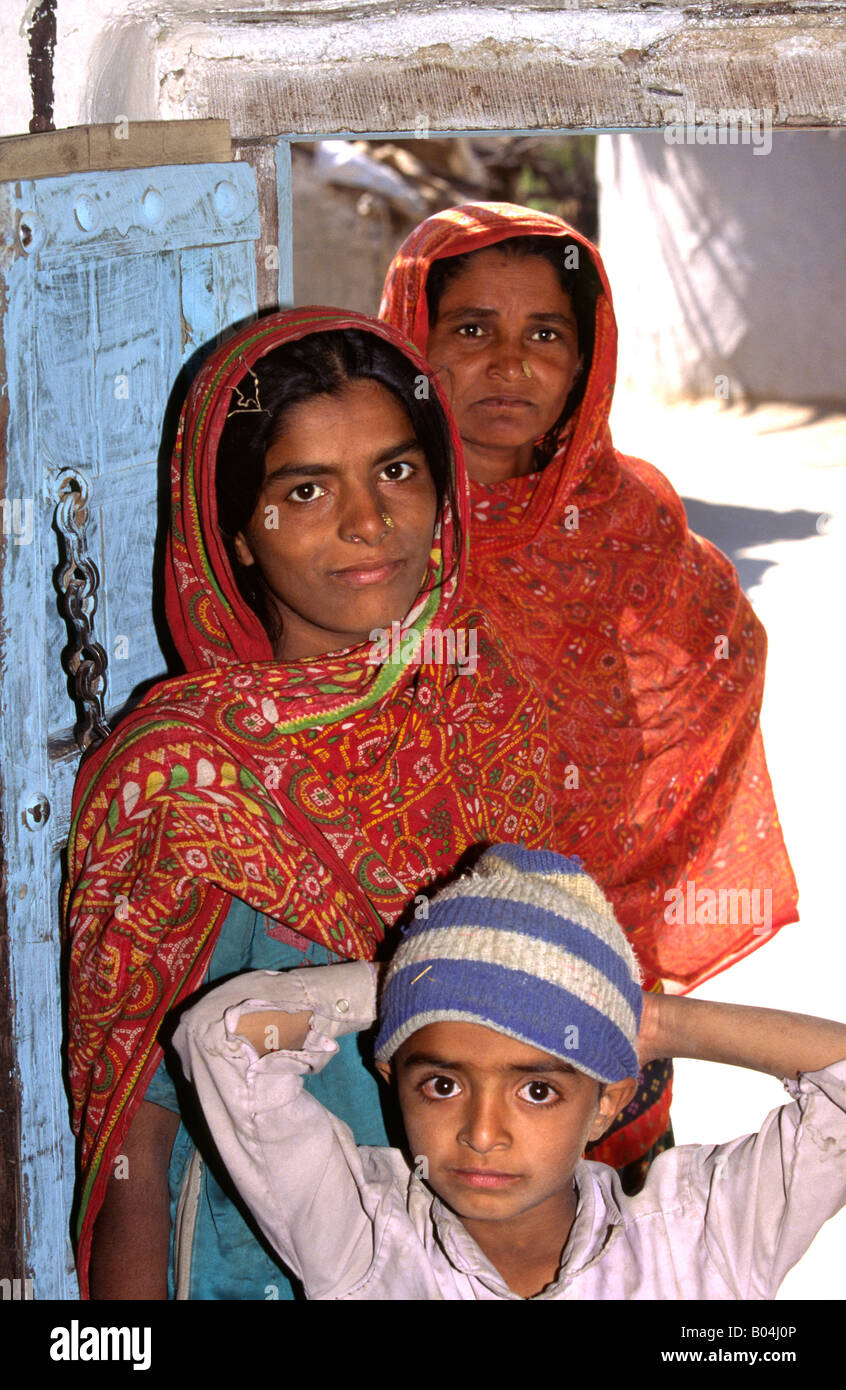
[{"x1": 0, "y1": 120, "x2": 232, "y2": 183}]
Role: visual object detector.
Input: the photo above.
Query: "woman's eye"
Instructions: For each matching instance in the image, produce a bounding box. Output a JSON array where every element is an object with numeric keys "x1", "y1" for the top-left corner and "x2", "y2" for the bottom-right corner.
[
  {"x1": 456, "y1": 324, "x2": 485, "y2": 338},
  {"x1": 420, "y1": 1075, "x2": 460, "y2": 1100},
  {"x1": 530, "y1": 327, "x2": 560, "y2": 342},
  {"x1": 518, "y1": 1080, "x2": 559, "y2": 1106},
  {"x1": 380, "y1": 460, "x2": 415, "y2": 482},
  {"x1": 287, "y1": 482, "x2": 327, "y2": 503}
]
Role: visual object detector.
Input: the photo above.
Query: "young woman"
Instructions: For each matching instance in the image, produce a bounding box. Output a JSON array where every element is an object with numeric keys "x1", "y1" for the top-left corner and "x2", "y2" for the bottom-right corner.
[
  {"x1": 64, "y1": 308, "x2": 553, "y2": 1299},
  {"x1": 380, "y1": 204, "x2": 799, "y2": 1184}
]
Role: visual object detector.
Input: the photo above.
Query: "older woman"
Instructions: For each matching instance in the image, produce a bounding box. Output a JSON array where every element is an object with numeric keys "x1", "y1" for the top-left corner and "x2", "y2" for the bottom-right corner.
[
  {"x1": 65, "y1": 308, "x2": 552, "y2": 1299},
  {"x1": 381, "y1": 203, "x2": 798, "y2": 1185}
]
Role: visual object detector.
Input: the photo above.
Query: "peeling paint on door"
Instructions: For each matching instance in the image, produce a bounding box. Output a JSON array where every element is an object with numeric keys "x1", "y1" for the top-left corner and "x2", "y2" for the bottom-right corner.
[{"x1": 0, "y1": 157, "x2": 259, "y2": 1297}]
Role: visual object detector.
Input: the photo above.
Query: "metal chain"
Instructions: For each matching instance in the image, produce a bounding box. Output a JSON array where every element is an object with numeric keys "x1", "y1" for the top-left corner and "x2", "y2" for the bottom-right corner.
[{"x1": 53, "y1": 468, "x2": 111, "y2": 751}]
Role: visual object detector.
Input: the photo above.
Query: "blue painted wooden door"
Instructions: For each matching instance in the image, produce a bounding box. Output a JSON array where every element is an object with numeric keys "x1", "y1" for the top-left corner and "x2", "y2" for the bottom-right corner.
[{"x1": 0, "y1": 159, "x2": 259, "y2": 1298}]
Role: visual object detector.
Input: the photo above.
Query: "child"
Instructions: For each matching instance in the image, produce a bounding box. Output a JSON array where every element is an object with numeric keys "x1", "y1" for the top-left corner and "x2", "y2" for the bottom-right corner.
[{"x1": 173, "y1": 846, "x2": 846, "y2": 1300}]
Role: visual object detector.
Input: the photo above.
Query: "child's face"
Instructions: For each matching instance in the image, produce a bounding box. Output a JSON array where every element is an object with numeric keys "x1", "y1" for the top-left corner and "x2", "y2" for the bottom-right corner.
[{"x1": 377, "y1": 1021, "x2": 636, "y2": 1231}]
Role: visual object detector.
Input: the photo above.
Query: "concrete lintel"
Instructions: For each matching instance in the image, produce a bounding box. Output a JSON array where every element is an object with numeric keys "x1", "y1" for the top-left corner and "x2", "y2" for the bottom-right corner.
[{"x1": 66, "y1": 4, "x2": 846, "y2": 135}]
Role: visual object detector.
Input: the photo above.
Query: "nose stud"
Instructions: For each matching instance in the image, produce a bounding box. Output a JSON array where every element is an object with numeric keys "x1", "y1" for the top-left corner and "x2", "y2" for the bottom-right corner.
[
  {"x1": 521, "y1": 360, "x2": 533, "y2": 379},
  {"x1": 348, "y1": 513, "x2": 394, "y2": 542}
]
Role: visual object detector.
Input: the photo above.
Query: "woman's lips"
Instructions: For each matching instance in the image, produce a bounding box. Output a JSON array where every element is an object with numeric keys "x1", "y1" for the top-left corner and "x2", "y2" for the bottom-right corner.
[
  {"x1": 450, "y1": 1168, "x2": 522, "y2": 1189},
  {"x1": 331, "y1": 558, "x2": 406, "y2": 586},
  {"x1": 475, "y1": 396, "x2": 534, "y2": 409}
]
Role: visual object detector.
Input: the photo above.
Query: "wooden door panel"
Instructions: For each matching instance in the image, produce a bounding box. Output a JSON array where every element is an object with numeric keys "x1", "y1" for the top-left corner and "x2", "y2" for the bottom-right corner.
[
  {"x1": 96, "y1": 482, "x2": 163, "y2": 709},
  {"x1": 35, "y1": 268, "x2": 97, "y2": 471},
  {"x1": 20, "y1": 167, "x2": 259, "y2": 267},
  {"x1": 47, "y1": 749, "x2": 80, "y2": 856},
  {"x1": 92, "y1": 256, "x2": 183, "y2": 474},
  {"x1": 180, "y1": 241, "x2": 258, "y2": 357},
  {"x1": 1, "y1": 156, "x2": 260, "y2": 1298}
]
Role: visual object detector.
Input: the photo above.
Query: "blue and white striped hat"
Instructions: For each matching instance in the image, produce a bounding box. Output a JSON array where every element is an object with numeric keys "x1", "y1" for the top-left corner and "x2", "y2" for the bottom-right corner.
[{"x1": 374, "y1": 845, "x2": 642, "y2": 1082}]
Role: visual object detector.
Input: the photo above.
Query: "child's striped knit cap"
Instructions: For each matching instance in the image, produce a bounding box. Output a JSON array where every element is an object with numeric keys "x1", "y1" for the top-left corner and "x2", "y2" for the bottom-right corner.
[{"x1": 375, "y1": 845, "x2": 642, "y2": 1082}]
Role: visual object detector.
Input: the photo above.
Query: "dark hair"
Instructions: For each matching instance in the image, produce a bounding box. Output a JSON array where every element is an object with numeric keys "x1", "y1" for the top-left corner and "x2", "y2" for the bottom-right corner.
[
  {"x1": 215, "y1": 327, "x2": 459, "y2": 643},
  {"x1": 426, "y1": 235, "x2": 602, "y2": 463}
]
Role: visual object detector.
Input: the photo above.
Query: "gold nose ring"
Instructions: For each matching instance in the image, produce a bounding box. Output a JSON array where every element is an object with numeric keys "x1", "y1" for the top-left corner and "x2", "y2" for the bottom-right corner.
[
  {"x1": 521, "y1": 360, "x2": 533, "y2": 379},
  {"x1": 382, "y1": 513, "x2": 395, "y2": 529}
]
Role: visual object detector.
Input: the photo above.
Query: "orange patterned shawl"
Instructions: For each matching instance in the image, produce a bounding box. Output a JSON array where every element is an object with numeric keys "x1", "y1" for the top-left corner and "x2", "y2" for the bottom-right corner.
[
  {"x1": 65, "y1": 308, "x2": 552, "y2": 1293},
  {"x1": 380, "y1": 203, "x2": 798, "y2": 992}
]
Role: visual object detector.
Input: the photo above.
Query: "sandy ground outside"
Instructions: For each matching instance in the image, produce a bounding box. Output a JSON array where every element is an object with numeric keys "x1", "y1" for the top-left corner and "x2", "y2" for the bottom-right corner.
[{"x1": 609, "y1": 389, "x2": 846, "y2": 1301}]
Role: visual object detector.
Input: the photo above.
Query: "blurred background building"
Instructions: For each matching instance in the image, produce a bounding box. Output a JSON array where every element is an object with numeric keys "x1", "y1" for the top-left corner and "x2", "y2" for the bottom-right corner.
[{"x1": 287, "y1": 129, "x2": 846, "y2": 410}]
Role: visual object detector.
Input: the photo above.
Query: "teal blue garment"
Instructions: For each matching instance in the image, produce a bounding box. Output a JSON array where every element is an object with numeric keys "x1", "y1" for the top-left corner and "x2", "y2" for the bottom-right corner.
[{"x1": 145, "y1": 895, "x2": 389, "y2": 1300}]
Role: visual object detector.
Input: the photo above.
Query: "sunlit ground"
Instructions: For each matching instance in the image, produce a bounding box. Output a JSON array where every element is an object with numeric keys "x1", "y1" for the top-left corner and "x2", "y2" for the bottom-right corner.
[{"x1": 609, "y1": 390, "x2": 846, "y2": 1300}]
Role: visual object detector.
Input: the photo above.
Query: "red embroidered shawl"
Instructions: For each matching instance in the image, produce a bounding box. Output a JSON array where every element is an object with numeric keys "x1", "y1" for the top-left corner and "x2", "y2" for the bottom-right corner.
[
  {"x1": 380, "y1": 203, "x2": 799, "y2": 991},
  {"x1": 65, "y1": 308, "x2": 553, "y2": 1293}
]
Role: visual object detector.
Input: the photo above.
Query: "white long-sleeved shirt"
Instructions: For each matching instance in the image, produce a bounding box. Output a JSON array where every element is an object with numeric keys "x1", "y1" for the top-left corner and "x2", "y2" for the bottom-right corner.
[{"x1": 172, "y1": 962, "x2": 846, "y2": 1301}]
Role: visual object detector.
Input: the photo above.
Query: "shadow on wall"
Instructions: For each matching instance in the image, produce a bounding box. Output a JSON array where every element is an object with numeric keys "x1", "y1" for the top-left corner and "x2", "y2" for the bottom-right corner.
[
  {"x1": 681, "y1": 498, "x2": 822, "y2": 594},
  {"x1": 598, "y1": 131, "x2": 846, "y2": 406}
]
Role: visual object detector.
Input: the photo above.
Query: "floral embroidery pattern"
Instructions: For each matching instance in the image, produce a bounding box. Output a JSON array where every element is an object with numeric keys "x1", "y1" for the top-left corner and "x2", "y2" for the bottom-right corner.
[
  {"x1": 381, "y1": 201, "x2": 798, "y2": 1167},
  {"x1": 65, "y1": 308, "x2": 554, "y2": 1293}
]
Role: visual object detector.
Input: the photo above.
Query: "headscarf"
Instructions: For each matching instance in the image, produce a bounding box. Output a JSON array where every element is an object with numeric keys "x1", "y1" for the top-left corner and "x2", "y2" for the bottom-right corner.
[
  {"x1": 65, "y1": 307, "x2": 553, "y2": 1293},
  {"x1": 380, "y1": 204, "x2": 798, "y2": 992}
]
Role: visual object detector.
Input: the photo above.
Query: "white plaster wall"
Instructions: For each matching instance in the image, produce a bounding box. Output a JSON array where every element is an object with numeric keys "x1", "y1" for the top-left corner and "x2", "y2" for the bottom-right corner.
[
  {"x1": 0, "y1": 4, "x2": 40, "y2": 137},
  {"x1": 56, "y1": 0, "x2": 159, "y2": 127},
  {"x1": 597, "y1": 130, "x2": 846, "y2": 405}
]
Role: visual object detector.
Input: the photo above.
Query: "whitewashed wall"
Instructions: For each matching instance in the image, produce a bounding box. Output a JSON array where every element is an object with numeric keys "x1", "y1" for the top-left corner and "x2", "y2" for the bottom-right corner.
[
  {"x1": 0, "y1": 6, "x2": 36, "y2": 135},
  {"x1": 597, "y1": 130, "x2": 846, "y2": 405}
]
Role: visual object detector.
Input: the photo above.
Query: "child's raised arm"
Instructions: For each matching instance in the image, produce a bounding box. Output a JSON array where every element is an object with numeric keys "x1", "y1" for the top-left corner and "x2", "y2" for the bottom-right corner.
[
  {"x1": 172, "y1": 961, "x2": 386, "y2": 1298},
  {"x1": 635, "y1": 992, "x2": 846, "y2": 1299},
  {"x1": 639, "y1": 994, "x2": 846, "y2": 1079},
  {"x1": 231, "y1": 960, "x2": 388, "y2": 1056}
]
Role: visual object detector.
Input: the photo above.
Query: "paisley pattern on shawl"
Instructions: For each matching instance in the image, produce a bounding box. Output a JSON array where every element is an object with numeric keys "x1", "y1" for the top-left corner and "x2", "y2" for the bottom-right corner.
[
  {"x1": 65, "y1": 308, "x2": 553, "y2": 1292},
  {"x1": 381, "y1": 204, "x2": 799, "y2": 1165}
]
